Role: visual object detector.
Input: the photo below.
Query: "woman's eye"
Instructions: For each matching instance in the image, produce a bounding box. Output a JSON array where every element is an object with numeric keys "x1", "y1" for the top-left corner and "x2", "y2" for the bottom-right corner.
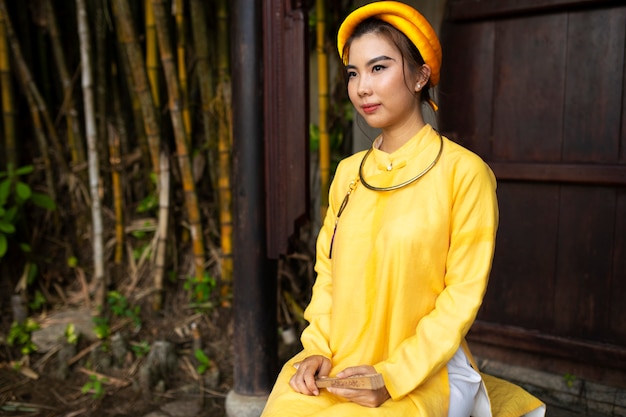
[
  {"x1": 347, "y1": 71, "x2": 357, "y2": 79},
  {"x1": 372, "y1": 65, "x2": 385, "y2": 72}
]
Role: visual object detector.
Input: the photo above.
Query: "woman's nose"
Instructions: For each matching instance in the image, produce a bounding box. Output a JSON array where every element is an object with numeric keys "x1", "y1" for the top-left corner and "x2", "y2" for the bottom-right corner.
[{"x1": 358, "y1": 78, "x2": 371, "y2": 96}]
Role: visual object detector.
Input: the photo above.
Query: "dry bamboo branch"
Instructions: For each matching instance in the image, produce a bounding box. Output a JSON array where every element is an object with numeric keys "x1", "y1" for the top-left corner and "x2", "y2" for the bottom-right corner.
[
  {"x1": 77, "y1": 0, "x2": 105, "y2": 307},
  {"x1": 151, "y1": 0, "x2": 206, "y2": 296}
]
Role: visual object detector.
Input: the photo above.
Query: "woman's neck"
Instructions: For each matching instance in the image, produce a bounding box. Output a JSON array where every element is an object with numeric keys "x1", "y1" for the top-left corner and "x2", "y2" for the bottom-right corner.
[{"x1": 379, "y1": 118, "x2": 426, "y2": 153}]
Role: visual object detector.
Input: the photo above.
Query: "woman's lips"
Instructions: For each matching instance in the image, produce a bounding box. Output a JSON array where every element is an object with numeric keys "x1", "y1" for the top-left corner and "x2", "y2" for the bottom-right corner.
[{"x1": 362, "y1": 104, "x2": 380, "y2": 114}]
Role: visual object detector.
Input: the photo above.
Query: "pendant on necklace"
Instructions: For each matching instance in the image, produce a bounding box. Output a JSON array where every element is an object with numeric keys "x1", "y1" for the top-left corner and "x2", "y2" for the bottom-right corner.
[{"x1": 386, "y1": 162, "x2": 392, "y2": 171}]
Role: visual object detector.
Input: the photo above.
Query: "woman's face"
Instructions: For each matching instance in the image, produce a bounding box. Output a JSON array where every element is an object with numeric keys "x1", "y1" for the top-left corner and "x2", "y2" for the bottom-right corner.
[{"x1": 346, "y1": 33, "x2": 420, "y2": 132}]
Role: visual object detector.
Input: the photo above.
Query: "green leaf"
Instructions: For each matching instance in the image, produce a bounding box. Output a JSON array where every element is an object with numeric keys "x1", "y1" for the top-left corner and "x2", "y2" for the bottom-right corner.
[
  {"x1": 16, "y1": 182, "x2": 32, "y2": 201},
  {"x1": 67, "y1": 256, "x2": 78, "y2": 268},
  {"x1": 0, "y1": 220, "x2": 15, "y2": 234},
  {"x1": 194, "y1": 349, "x2": 210, "y2": 365},
  {"x1": 0, "y1": 179, "x2": 10, "y2": 204},
  {"x1": 0, "y1": 234, "x2": 7, "y2": 257},
  {"x1": 5, "y1": 206, "x2": 17, "y2": 222},
  {"x1": 30, "y1": 193, "x2": 56, "y2": 210},
  {"x1": 26, "y1": 262, "x2": 38, "y2": 285},
  {"x1": 15, "y1": 165, "x2": 34, "y2": 176},
  {"x1": 20, "y1": 243, "x2": 31, "y2": 253}
]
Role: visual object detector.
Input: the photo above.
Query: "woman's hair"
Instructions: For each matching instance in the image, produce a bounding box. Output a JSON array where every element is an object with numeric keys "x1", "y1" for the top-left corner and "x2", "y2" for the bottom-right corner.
[{"x1": 341, "y1": 18, "x2": 432, "y2": 107}]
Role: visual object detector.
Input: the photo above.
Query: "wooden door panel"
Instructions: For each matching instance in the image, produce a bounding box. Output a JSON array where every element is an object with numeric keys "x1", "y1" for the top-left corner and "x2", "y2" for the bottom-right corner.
[
  {"x1": 563, "y1": 8, "x2": 626, "y2": 163},
  {"x1": 439, "y1": 20, "x2": 494, "y2": 157},
  {"x1": 492, "y1": 14, "x2": 566, "y2": 162},
  {"x1": 442, "y1": 0, "x2": 626, "y2": 380},
  {"x1": 609, "y1": 189, "x2": 626, "y2": 345},
  {"x1": 482, "y1": 182, "x2": 558, "y2": 330},
  {"x1": 553, "y1": 186, "x2": 615, "y2": 339}
]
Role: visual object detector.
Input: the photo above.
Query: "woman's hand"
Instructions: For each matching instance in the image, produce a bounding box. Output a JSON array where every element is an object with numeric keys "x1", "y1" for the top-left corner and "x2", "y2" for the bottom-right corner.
[
  {"x1": 327, "y1": 365, "x2": 391, "y2": 408},
  {"x1": 289, "y1": 355, "x2": 332, "y2": 396}
]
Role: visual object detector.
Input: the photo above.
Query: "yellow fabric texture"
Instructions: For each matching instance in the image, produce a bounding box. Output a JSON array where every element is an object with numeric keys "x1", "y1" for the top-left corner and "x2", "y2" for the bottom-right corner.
[
  {"x1": 337, "y1": 1, "x2": 442, "y2": 85},
  {"x1": 482, "y1": 374, "x2": 546, "y2": 417},
  {"x1": 262, "y1": 125, "x2": 521, "y2": 416}
]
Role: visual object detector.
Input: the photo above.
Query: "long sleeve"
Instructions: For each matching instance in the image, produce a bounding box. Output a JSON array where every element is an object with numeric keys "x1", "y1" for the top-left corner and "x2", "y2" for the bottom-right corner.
[{"x1": 374, "y1": 152, "x2": 498, "y2": 399}]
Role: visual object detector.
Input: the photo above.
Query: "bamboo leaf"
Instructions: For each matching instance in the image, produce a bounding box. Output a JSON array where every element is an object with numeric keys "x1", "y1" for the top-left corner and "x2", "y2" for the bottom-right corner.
[
  {"x1": 14, "y1": 165, "x2": 33, "y2": 176},
  {"x1": 15, "y1": 181, "x2": 31, "y2": 201},
  {"x1": 30, "y1": 192, "x2": 56, "y2": 210},
  {"x1": 0, "y1": 234, "x2": 7, "y2": 257},
  {"x1": 0, "y1": 220, "x2": 15, "y2": 233},
  {"x1": 0, "y1": 178, "x2": 10, "y2": 203}
]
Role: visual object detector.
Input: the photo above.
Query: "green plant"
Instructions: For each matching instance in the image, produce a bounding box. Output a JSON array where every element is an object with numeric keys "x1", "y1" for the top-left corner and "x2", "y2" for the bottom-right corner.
[
  {"x1": 93, "y1": 316, "x2": 110, "y2": 340},
  {"x1": 0, "y1": 165, "x2": 55, "y2": 259},
  {"x1": 136, "y1": 173, "x2": 158, "y2": 214},
  {"x1": 130, "y1": 340, "x2": 150, "y2": 358},
  {"x1": 184, "y1": 272, "x2": 216, "y2": 305},
  {"x1": 28, "y1": 290, "x2": 46, "y2": 311},
  {"x1": 65, "y1": 323, "x2": 79, "y2": 345},
  {"x1": 81, "y1": 374, "x2": 107, "y2": 399},
  {"x1": 107, "y1": 291, "x2": 141, "y2": 327},
  {"x1": 7, "y1": 318, "x2": 40, "y2": 355},
  {"x1": 194, "y1": 349, "x2": 211, "y2": 375},
  {"x1": 563, "y1": 373, "x2": 577, "y2": 388}
]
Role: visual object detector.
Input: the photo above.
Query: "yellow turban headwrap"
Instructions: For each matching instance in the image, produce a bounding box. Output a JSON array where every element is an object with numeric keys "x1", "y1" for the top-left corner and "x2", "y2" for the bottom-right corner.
[{"x1": 337, "y1": 1, "x2": 442, "y2": 86}]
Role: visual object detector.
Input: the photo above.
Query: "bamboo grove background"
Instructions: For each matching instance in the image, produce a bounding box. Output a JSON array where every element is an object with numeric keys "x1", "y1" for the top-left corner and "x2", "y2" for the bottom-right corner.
[{"x1": 0, "y1": 0, "x2": 356, "y2": 319}]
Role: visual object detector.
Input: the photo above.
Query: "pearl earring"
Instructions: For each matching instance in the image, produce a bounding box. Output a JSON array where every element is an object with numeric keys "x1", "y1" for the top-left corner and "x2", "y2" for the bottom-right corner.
[{"x1": 416, "y1": 83, "x2": 421, "y2": 89}]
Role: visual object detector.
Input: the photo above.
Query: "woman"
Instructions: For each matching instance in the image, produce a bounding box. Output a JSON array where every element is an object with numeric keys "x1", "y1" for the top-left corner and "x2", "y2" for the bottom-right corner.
[{"x1": 261, "y1": 2, "x2": 545, "y2": 416}]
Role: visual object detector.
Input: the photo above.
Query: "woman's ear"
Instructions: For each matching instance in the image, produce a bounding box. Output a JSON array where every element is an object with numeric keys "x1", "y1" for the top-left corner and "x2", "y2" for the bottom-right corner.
[{"x1": 414, "y1": 64, "x2": 432, "y2": 91}]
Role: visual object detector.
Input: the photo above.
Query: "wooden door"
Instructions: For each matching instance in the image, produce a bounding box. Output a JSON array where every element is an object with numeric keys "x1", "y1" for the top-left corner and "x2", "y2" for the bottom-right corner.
[{"x1": 439, "y1": 0, "x2": 626, "y2": 385}]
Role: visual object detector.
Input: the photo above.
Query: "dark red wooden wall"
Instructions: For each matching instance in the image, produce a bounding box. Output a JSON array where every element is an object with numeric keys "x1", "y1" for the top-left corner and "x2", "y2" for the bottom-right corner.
[{"x1": 439, "y1": 0, "x2": 626, "y2": 385}]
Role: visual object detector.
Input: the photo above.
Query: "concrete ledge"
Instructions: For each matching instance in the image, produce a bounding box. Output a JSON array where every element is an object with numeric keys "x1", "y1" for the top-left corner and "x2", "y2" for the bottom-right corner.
[
  {"x1": 477, "y1": 357, "x2": 626, "y2": 416},
  {"x1": 225, "y1": 390, "x2": 268, "y2": 417}
]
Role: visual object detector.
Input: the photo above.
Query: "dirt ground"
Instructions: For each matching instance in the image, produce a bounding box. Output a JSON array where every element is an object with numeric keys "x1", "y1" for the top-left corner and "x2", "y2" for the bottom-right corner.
[{"x1": 0, "y1": 290, "x2": 236, "y2": 417}]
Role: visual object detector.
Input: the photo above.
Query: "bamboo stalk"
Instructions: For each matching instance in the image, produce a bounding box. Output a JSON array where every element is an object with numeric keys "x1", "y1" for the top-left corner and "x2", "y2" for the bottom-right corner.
[
  {"x1": 77, "y1": 0, "x2": 105, "y2": 307},
  {"x1": 0, "y1": 6, "x2": 16, "y2": 169},
  {"x1": 0, "y1": 0, "x2": 69, "y2": 181},
  {"x1": 145, "y1": 0, "x2": 160, "y2": 109},
  {"x1": 316, "y1": 0, "x2": 330, "y2": 218},
  {"x1": 22, "y1": 80, "x2": 56, "y2": 204},
  {"x1": 112, "y1": 0, "x2": 161, "y2": 172},
  {"x1": 107, "y1": 123, "x2": 124, "y2": 264},
  {"x1": 95, "y1": 0, "x2": 109, "y2": 176},
  {"x1": 153, "y1": 150, "x2": 170, "y2": 310},
  {"x1": 151, "y1": 0, "x2": 206, "y2": 298},
  {"x1": 0, "y1": 1, "x2": 56, "y2": 203},
  {"x1": 216, "y1": 0, "x2": 233, "y2": 287},
  {"x1": 174, "y1": 0, "x2": 191, "y2": 142},
  {"x1": 189, "y1": 0, "x2": 217, "y2": 190},
  {"x1": 114, "y1": 19, "x2": 152, "y2": 182},
  {"x1": 110, "y1": 62, "x2": 131, "y2": 168},
  {"x1": 43, "y1": 0, "x2": 86, "y2": 169}
]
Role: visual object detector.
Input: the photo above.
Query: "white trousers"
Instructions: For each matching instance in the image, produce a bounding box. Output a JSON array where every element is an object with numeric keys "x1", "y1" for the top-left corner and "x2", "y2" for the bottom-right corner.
[{"x1": 447, "y1": 347, "x2": 482, "y2": 417}]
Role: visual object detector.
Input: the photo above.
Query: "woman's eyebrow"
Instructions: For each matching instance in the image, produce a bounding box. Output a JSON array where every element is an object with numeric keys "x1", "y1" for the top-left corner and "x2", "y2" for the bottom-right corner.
[{"x1": 345, "y1": 55, "x2": 395, "y2": 70}]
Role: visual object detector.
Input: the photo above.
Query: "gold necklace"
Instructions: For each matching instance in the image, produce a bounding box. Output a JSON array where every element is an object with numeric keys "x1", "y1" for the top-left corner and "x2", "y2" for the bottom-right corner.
[
  {"x1": 359, "y1": 130, "x2": 444, "y2": 191},
  {"x1": 328, "y1": 131, "x2": 444, "y2": 258}
]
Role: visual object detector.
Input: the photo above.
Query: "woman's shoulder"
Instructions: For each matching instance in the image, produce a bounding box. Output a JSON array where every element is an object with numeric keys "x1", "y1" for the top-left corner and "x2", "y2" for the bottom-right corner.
[
  {"x1": 333, "y1": 149, "x2": 369, "y2": 180},
  {"x1": 442, "y1": 137, "x2": 491, "y2": 172}
]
